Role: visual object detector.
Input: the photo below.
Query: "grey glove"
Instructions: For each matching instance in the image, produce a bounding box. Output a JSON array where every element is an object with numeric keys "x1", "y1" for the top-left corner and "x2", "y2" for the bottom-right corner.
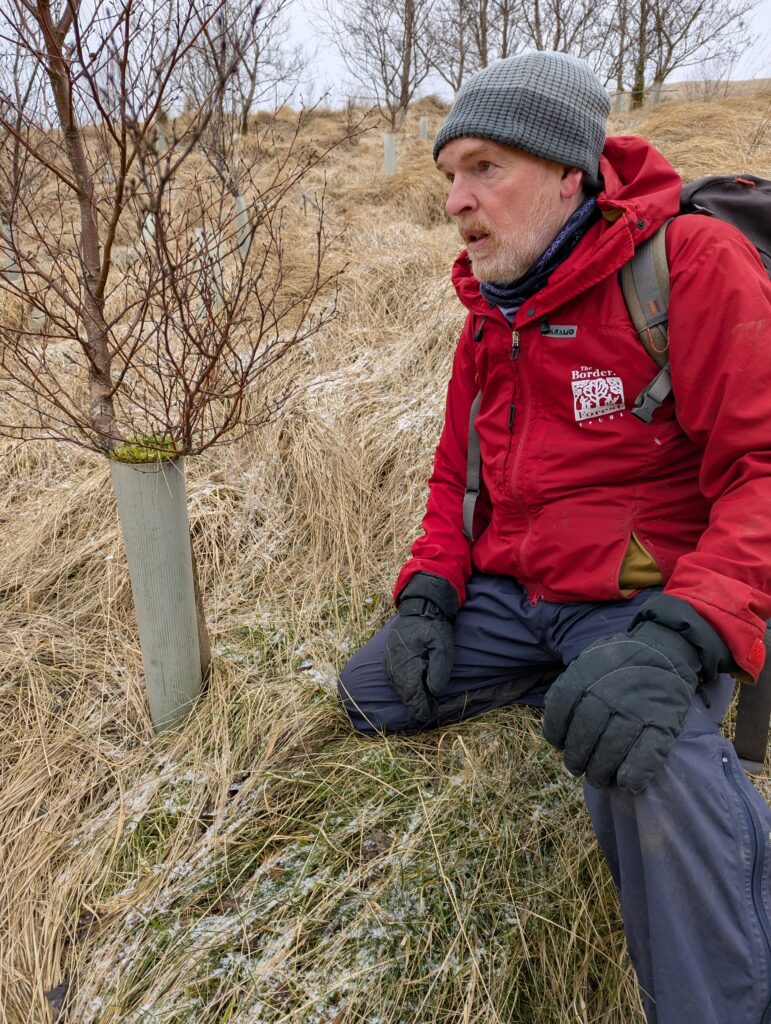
[
  {"x1": 383, "y1": 572, "x2": 458, "y2": 726},
  {"x1": 543, "y1": 595, "x2": 731, "y2": 794}
]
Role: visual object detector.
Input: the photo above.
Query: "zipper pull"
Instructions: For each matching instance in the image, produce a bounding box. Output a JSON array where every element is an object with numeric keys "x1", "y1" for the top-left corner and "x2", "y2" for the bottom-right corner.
[{"x1": 511, "y1": 329, "x2": 520, "y2": 360}]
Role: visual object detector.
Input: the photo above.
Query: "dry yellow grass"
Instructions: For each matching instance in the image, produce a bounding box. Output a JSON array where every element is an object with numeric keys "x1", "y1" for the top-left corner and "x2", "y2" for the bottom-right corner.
[
  {"x1": 610, "y1": 86, "x2": 771, "y2": 178},
  {"x1": 0, "y1": 92, "x2": 769, "y2": 1024}
]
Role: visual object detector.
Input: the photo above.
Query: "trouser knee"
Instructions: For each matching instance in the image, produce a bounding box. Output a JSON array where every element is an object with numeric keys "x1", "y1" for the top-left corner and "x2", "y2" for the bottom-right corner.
[{"x1": 337, "y1": 657, "x2": 415, "y2": 736}]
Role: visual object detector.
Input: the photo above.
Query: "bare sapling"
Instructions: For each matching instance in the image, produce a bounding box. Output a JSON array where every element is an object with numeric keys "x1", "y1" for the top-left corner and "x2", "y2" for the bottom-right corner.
[
  {"x1": 0, "y1": 0, "x2": 354, "y2": 730},
  {"x1": 322, "y1": 0, "x2": 437, "y2": 132},
  {"x1": 182, "y1": 0, "x2": 303, "y2": 139}
]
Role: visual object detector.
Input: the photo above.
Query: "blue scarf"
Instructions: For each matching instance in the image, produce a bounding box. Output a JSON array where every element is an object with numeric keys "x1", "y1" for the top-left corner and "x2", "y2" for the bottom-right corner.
[{"x1": 479, "y1": 197, "x2": 599, "y2": 322}]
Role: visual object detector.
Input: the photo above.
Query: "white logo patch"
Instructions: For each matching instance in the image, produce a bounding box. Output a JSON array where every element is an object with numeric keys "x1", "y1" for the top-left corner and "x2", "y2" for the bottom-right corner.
[{"x1": 571, "y1": 367, "x2": 625, "y2": 421}]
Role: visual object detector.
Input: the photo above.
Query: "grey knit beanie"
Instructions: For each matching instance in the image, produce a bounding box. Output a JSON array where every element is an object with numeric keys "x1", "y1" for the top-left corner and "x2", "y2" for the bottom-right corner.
[{"x1": 433, "y1": 51, "x2": 611, "y2": 176}]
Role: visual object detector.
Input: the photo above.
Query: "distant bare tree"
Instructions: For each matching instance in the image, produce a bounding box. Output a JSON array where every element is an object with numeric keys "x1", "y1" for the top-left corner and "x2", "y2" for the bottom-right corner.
[
  {"x1": 607, "y1": 0, "x2": 629, "y2": 106},
  {"x1": 426, "y1": 0, "x2": 476, "y2": 91},
  {"x1": 426, "y1": 0, "x2": 614, "y2": 94},
  {"x1": 682, "y1": 48, "x2": 743, "y2": 101},
  {"x1": 615, "y1": 0, "x2": 757, "y2": 107},
  {"x1": 470, "y1": 0, "x2": 492, "y2": 67},
  {"x1": 516, "y1": 0, "x2": 616, "y2": 71},
  {"x1": 647, "y1": 0, "x2": 756, "y2": 103},
  {"x1": 322, "y1": 0, "x2": 437, "y2": 130},
  {"x1": 183, "y1": 0, "x2": 304, "y2": 138},
  {"x1": 492, "y1": 0, "x2": 522, "y2": 59},
  {"x1": 0, "y1": 30, "x2": 47, "y2": 229},
  {"x1": 425, "y1": 0, "x2": 524, "y2": 93}
]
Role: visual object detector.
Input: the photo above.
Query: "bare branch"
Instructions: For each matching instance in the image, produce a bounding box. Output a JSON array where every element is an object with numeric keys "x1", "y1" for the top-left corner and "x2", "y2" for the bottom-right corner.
[{"x1": 0, "y1": 0, "x2": 359, "y2": 457}]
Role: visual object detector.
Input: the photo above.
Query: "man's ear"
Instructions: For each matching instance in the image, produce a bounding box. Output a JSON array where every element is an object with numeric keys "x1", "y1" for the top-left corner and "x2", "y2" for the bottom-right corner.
[{"x1": 560, "y1": 166, "x2": 584, "y2": 200}]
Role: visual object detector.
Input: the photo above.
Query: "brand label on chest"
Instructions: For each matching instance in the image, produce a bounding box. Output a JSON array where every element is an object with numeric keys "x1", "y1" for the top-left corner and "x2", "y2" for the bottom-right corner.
[{"x1": 541, "y1": 323, "x2": 578, "y2": 338}]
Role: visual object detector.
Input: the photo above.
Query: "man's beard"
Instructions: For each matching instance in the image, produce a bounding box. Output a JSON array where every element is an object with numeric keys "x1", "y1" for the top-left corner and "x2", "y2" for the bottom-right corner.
[{"x1": 462, "y1": 172, "x2": 567, "y2": 285}]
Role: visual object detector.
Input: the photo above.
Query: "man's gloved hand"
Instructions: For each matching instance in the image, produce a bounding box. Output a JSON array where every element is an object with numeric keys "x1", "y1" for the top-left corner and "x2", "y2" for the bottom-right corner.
[
  {"x1": 542, "y1": 595, "x2": 731, "y2": 795},
  {"x1": 383, "y1": 572, "x2": 459, "y2": 726}
]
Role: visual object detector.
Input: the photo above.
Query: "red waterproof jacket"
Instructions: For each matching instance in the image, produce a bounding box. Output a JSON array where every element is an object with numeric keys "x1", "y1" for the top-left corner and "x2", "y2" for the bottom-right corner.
[{"x1": 394, "y1": 135, "x2": 771, "y2": 680}]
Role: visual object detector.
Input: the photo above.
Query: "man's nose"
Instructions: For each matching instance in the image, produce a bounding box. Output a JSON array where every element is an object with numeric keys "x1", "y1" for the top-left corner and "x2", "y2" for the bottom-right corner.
[{"x1": 445, "y1": 176, "x2": 477, "y2": 217}]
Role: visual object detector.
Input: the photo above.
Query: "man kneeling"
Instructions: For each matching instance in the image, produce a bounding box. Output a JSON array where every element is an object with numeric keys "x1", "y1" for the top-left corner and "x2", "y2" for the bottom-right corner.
[{"x1": 339, "y1": 51, "x2": 771, "y2": 1024}]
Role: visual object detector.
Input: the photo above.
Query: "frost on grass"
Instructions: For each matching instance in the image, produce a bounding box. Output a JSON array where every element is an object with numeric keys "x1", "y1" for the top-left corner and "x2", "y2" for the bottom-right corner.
[{"x1": 67, "y1": 723, "x2": 610, "y2": 1024}]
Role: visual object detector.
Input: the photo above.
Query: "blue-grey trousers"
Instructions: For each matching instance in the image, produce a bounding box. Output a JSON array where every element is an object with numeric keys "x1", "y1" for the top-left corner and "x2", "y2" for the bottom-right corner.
[{"x1": 338, "y1": 574, "x2": 771, "y2": 1023}]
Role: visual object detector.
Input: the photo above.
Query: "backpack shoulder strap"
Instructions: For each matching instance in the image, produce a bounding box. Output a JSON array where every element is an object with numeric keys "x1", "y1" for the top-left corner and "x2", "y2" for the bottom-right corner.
[
  {"x1": 463, "y1": 390, "x2": 483, "y2": 542},
  {"x1": 622, "y1": 220, "x2": 674, "y2": 423}
]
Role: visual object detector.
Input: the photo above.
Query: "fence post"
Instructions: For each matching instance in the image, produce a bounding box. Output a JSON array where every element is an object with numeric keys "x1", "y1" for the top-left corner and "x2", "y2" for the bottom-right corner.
[
  {"x1": 419, "y1": 116, "x2": 429, "y2": 141},
  {"x1": 384, "y1": 132, "x2": 396, "y2": 177}
]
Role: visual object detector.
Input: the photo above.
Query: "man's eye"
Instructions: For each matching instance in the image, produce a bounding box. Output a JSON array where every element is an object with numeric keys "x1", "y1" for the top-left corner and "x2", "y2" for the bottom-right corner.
[{"x1": 479, "y1": 162, "x2": 493, "y2": 172}]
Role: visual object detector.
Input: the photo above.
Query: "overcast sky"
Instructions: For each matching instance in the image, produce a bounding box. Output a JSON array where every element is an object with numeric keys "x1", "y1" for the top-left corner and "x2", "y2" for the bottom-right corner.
[{"x1": 288, "y1": 0, "x2": 771, "y2": 106}]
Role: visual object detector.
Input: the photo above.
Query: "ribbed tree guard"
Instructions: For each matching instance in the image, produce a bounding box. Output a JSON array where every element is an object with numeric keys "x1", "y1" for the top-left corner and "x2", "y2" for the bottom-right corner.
[
  {"x1": 154, "y1": 122, "x2": 168, "y2": 154},
  {"x1": 232, "y1": 195, "x2": 252, "y2": 260},
  {"x1": 1, "y1": 221, "x2": 19, "y2": 283},
  {"x1": 141, "y1": 213, "x2": 155, "y2": 249},
  {"x1": 419, "y1": 115, "x2": 429, "y2": 141},
  {"x1": 110, "y1": 458, "x2": 203, "y2": 732},
  {"x1": 384, "y1": 132, "x2": 396, "y2": 176},
  {"x1": 28, "y1": 305, "x2": 46, "y2": 332}
]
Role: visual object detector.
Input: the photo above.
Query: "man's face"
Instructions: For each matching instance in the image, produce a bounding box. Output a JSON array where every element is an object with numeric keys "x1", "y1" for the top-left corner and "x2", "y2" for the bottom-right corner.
[{"x1": 436, "y1": 137, "x2": 580, "y2": 284}]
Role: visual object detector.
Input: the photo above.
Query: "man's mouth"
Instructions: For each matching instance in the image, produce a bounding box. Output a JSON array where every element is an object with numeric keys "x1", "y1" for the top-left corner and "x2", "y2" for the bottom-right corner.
[{"x1": 461, "y1": 227, "x2": 492, "y2": 252}]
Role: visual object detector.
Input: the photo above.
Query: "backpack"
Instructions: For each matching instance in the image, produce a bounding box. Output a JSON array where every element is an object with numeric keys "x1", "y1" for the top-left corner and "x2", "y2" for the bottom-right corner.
[
  {"x1": 624, "y1": 174, "x2": 771, "y2": 423},
  {"x1": 620, "y1": 173, "x2": 771, "y2": 775}
]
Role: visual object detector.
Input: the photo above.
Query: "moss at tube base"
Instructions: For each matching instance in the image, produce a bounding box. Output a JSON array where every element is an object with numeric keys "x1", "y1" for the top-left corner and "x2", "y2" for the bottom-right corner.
[{"x1": 109, "y1": 435, "x2": 178, "y2": 464}]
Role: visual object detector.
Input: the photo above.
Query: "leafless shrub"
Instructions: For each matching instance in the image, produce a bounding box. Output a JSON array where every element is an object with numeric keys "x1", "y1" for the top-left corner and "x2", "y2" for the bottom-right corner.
[{"x1": 0, "y1": 0, "x2": 360, "y2": 458}]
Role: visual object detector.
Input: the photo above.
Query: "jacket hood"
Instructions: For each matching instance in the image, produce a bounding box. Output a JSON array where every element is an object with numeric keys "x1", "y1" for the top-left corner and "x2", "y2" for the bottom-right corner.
[
  {"x1": 451, "y1": 135, "x2": 683, "y2": 318},
  {"x1": 596, "y1": 135, "x2": 683, "y2": 225}
]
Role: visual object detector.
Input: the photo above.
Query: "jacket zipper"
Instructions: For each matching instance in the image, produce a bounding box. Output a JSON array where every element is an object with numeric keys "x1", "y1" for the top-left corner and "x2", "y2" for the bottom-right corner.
[
  {"x1": 722, "y1": 753, "x2": 771, "y2": 1022},
  {"x1": 507, "y1": 326, "x2": 537, "y2": 584},
  {"x1": 509, "y1": 328, "x2": 527, "y2": 505}
]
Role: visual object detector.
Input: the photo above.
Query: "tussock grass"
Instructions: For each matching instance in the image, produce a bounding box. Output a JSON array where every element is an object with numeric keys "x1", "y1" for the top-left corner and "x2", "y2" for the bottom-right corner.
[
  {"x1": 611, "y1": 87, "x2": 771, "y2": 179},
  {"x1": 1, "y1": 95, "x2": 769, "y2": 1024}
]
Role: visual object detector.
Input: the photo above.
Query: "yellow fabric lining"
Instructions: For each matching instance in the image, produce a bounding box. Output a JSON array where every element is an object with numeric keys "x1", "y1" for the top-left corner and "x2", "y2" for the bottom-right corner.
[
  {"x1": 619, "y1": 532, "x2": 664, "y2": 595},
  {"x1": 618, "y1": 535, "x2": 750, "y2": 682}
]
